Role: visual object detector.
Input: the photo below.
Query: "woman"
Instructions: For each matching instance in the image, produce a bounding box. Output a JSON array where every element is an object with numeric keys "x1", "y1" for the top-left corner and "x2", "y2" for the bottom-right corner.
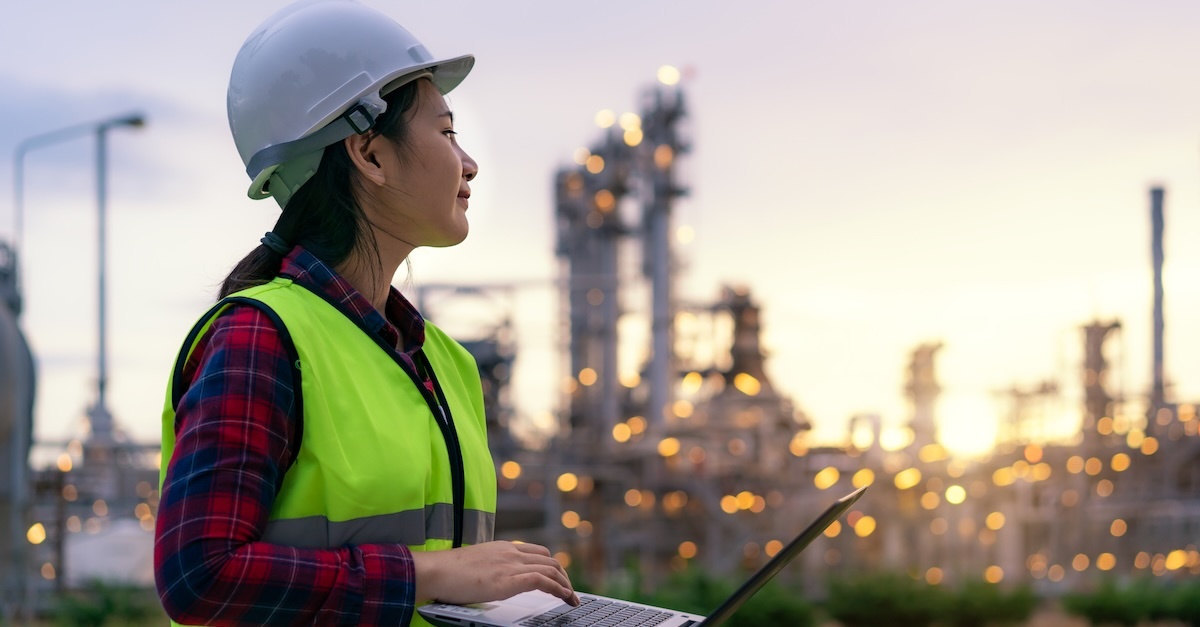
[{"x1": 154, "y1": 2, "x2": 577, "y2": 625}]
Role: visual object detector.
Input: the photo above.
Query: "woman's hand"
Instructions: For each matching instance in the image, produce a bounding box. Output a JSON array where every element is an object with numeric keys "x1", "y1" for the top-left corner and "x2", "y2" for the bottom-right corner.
[{"x1": 411, "y1": 541, "x2": 580, "y2": 607}]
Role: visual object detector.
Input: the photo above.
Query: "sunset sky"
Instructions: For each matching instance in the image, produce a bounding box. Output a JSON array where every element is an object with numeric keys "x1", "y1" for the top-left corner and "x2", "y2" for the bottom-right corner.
[{"x1": 3, "y1": 0, "x2": 1200, "y2": 458}]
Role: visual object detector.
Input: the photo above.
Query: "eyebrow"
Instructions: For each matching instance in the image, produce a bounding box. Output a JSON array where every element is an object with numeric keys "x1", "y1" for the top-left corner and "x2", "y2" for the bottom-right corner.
[{"x1": 438, "y1": 110, "x2": 455, "y2": 124}]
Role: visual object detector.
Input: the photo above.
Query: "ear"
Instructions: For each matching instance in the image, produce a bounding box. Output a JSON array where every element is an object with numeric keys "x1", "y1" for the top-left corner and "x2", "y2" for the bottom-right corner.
[{"x1": 344, "y1": 133, "x2": 388, "y2": 187}]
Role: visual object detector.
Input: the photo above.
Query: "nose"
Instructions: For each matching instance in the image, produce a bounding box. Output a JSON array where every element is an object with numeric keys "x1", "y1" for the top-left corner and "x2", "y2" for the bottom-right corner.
[{"x1": 461, "y1": 147, "x2": 478, "y2": 182}]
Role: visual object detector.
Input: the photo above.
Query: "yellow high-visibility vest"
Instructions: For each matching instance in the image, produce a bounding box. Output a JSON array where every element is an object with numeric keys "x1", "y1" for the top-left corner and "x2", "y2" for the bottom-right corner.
[{"x1": 160, "y1": 277, "x2": 496, "y2": 626}]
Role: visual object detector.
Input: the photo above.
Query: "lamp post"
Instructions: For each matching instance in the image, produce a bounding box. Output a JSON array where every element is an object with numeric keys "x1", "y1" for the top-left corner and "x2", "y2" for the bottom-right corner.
[
  {"x1": 8, "y1": 112, "x2": 145, "y2": 620},
  {"x1": 12, "y1": 112, "x2": 144, "y2": 430}
]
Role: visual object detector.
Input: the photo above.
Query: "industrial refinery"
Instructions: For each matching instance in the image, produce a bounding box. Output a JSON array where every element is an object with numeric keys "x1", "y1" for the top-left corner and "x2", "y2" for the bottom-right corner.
[
  {"x1": 2, "y1": 75, "x2": 1199, "y2": 622},
  {"x1": 480, "y1": 77, "x2": 1200, "y2": 594}
]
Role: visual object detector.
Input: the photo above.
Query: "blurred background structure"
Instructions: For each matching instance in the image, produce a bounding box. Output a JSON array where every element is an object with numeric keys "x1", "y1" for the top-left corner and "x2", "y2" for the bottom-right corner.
[
  {"x1": 3, "y1": 1, "x2": 1200, "y2": 623},
  {"x1": 467, "y1": 76, "x2": 1200, "y2": 597}
]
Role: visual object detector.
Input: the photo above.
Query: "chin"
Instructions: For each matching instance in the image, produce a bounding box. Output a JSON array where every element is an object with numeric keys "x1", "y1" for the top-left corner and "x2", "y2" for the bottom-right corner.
[{"x1": 431, "y1": 224, "x2": 469, "y2": 248}]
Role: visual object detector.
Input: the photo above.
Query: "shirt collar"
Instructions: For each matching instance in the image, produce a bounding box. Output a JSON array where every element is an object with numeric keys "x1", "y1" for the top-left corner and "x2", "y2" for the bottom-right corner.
[{"x1": 278, "y1": 246, "x2": 426, "y2": 353}]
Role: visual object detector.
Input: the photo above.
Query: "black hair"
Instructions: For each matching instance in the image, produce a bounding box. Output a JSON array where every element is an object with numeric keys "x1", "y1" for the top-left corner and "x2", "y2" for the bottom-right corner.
[{"x1": 219, "y1": 79, "x2": 422, "y2": 299}]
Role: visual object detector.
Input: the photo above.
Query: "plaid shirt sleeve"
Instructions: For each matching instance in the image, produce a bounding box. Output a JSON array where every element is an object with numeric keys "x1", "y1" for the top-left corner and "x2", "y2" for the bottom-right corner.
[{"x1": 155, "y1": 304, "x2": 417, "y2": 626}]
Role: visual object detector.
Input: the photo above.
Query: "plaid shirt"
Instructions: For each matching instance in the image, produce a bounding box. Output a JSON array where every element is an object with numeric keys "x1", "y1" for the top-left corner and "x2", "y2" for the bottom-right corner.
[{"x1": 156, "y1": 246, "x2": 430, "y2": 626}]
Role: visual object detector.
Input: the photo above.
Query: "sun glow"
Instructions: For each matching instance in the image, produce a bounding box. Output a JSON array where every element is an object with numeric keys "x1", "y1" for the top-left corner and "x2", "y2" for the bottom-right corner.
[{"x1": 936, "y1": 393, "x2": 999, "y2": 457}]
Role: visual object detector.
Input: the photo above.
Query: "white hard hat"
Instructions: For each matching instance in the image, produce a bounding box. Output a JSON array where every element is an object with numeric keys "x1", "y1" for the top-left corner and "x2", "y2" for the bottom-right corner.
[{"x1": 228, "y1": 0, "x2": 474, "y2": 207}]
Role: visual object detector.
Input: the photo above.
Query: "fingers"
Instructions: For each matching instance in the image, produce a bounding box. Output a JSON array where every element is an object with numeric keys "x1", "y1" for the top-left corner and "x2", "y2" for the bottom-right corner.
[
  {"x1": 422, "y1": 542, "x2": 579, "y2": 607},
  {"x1": 510, "y1": 556, "x2": 573, "y2": 595},
  {"x1": 517, "y1": 570, "x2": 580, "y2": 607},
  {"x1": 531, "y1": 562, "x2": 573, "y2": 594},
  {"x1": 508, "y1": 543, "x2": 578, "y2": 606},
  {"x1": 512, "y1": 542, "x2": 552, "y2": 557}
]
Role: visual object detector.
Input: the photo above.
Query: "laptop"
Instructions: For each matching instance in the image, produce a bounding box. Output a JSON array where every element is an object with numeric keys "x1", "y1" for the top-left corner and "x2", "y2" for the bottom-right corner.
[{"x1": 419, "y1": 486, "x2": 866, "y2": 627}]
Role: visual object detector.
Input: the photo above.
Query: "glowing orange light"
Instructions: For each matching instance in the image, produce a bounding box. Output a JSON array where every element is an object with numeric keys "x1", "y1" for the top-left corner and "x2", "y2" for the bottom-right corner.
[
  {"x1": 680, "y1": 371, "x2": 703, "y2": 394},
  {"x1": 733, "y1": 373, "x2": 761, "y2": 396},
  {"x1": 594, "y1": 189, "x2": 615, "y2": 212},
  {"x1": 594, "y1": 109, "x2": 616, "y2": 128},
  {"x1": 26, "y1": 523, "x2": 46, "y2": 545},
  {"x1": 814, "y1": 467, "x2": 840, "y2": 490},
  {"x1": 678, "y1": 541, "x2": 697, "y2": 559},
  {"x1": 655, "y1": 144, "x2": 675, "y2": 169},
  {"x1": 894, "y1": 468, "x2": 922, "y2": 490},
  {"x1": 657, "y1": 65, "x2": 681, "y2": 86}
]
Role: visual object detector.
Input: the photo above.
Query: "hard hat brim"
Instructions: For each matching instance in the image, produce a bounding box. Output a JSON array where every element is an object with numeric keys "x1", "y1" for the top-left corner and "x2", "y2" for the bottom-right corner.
[{"x1": 246, "y1": 52, "x2": 475, "y2": 201}]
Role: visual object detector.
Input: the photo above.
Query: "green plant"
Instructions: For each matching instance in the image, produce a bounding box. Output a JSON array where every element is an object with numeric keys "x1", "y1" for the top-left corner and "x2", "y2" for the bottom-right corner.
[
  {"x1": 824, "y1": 572, "x2": 946, "y2": 627},
  {"x1": 943, "y1": 580, "x2": 1037, "y2": 627},
  {"x1": 1132, "y1": 579, "x2": 1176, "y2": 624},
  {"x1": 723, "y1": 580, "x2": 815, "y2": 627},
  {"x1": 629, "y1": 569, "x2": 733, "y2": 617},
  {"x1": 1168, "y1": 579, "x2": 1200, "y2": 627},
  {"x1": 1062, "y1": 580, "x2": 1147, "y2": 627},
  {"x1": 52, "y1": 581, "x2": 158, "y2": 627},
  {"x1": 603, "y1": 568, "x2": 816, "y2": 626}
]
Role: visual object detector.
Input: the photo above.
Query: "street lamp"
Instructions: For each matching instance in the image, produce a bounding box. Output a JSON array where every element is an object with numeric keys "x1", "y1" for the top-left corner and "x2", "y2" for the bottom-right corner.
[
  {"x1": 12, "y1": 111, "x2": 145, "y2": 427},
  {"x1": 8, "y1": 112, "x2": 144, "y2": 619}
]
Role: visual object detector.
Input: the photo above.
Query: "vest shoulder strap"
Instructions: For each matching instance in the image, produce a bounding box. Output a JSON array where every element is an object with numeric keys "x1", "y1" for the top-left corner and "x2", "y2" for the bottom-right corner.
[{"x1": 169, "y1": 296, "x2": 305, "y2": 464}]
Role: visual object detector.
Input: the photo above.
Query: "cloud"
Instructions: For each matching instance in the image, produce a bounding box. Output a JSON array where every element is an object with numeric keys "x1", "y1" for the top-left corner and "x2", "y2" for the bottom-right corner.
[{"x1": 0, "y1": 73, "x2": 226, "y2": 207}]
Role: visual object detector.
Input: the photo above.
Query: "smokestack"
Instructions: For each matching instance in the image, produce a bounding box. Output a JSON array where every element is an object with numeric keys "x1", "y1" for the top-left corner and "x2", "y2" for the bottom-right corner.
[{"x1": 1150, "y1": 186, "x2": 1165, "y2": 411}]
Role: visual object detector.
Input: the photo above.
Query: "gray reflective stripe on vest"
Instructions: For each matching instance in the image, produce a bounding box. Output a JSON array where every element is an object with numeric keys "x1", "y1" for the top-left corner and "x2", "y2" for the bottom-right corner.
[{"x1": 261, "y1": 504, "x2": 495, "y2": 548}]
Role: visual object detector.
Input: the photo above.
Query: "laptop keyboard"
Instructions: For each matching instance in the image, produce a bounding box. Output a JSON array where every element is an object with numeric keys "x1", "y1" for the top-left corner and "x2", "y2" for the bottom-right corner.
[{"x1": 519, "y1": 598, "x2": 673, "y2": 626}]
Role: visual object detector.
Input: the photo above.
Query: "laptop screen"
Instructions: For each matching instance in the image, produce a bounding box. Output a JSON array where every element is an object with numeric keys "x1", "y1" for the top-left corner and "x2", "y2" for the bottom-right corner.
[{"x1": 701, "y1": 486, "x2": 866, "y2": 626}]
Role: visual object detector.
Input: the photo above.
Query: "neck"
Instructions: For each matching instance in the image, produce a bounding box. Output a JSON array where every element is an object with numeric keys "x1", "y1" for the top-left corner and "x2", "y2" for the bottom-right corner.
[{"x1": 334, "y1": 227, "x2": 413, "y2": 314}]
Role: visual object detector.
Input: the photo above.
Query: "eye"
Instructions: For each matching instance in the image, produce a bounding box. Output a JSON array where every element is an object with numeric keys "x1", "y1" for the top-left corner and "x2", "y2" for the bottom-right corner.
[{"x1": 443, "y1": 129, "x2": 458, "y2": 139}]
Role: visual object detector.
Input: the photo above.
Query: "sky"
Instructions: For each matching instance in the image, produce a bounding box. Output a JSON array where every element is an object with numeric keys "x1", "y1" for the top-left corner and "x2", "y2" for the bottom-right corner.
[{"x1": 3, "y1": 0, "x2": 1200, "y2": 459}]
